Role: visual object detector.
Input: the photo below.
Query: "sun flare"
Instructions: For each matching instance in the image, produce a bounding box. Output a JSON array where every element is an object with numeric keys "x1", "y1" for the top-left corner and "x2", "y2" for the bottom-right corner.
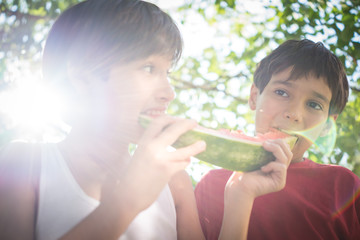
[
  {"x1": 0, "y1": 79, "x2": 66, "y2": 142},
  {"x1": 287, "y1": 118, "x2": 337, "y2": 156}
]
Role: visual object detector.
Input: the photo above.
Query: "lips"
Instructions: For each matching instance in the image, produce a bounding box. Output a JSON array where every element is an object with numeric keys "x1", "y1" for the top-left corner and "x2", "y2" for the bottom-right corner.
[
  {"x1": 272, "y1": 127, "x2": 300, "y2": 144},
  {"x1": 140, "y1": 109, "x2": 167, "y2": 118}
]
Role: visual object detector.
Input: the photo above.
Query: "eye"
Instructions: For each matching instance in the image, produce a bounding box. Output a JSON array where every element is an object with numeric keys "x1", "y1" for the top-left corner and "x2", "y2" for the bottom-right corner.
[
  {"x1": 143, "y1": 65, "x2": 155, "y2": 74},
  {"x1": 274, "y1": 89, "x2": 289, "y2": 97},
  {"x1": 307, "y1": 101, "x2": 323, "y2": 110}
]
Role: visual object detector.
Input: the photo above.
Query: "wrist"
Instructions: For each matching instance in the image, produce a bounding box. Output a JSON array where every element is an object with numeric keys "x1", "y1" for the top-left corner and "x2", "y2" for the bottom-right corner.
[
  {"x1": 225, "y1": 179, "x2": 257, "y2": 203},
  {"x1": 225, "y1": 188, "x2": 256, "y2": 207},
  {"x1": 221, "y1": 188, "x2": 254, "y2": 240}
]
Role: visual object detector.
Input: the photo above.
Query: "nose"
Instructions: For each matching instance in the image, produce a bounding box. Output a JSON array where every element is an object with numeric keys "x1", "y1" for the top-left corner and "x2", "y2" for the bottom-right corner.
[
  {"x1": 156, "y1": 77, "x2": 175, "y2": 103},
  {"x1": 283, "y1": 109, "x2": 301, "y2": 123}
]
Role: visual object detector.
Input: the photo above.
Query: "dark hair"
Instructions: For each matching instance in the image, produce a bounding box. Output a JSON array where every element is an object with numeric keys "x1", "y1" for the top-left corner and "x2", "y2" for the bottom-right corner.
[
  {"x1": 42, "y1": 0, "x2": 182, "y2": 85},
  {"x1": 253, "y1": 39, "x2": 349, "y2": 115}
]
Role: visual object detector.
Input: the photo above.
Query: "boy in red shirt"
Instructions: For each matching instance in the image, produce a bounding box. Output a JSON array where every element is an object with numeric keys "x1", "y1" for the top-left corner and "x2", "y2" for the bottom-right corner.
[{"x1": 195, "y1": 39, "x2": 360, "y2": 240}]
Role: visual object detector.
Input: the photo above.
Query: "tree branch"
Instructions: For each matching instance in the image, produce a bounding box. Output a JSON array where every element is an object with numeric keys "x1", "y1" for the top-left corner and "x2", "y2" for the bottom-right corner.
[
  {"x1": 351, "y1": 86, "x2": 360, "y2": 93},
  {"x1": 1, "y1": 6, "x2": 49, "y2": 21},
  {"x1": 171, "y1": 77, "x2": 248, "y2": 104}
]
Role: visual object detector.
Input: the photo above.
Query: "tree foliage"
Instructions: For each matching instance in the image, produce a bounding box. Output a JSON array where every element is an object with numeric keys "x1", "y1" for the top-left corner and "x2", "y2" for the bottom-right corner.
[
  {"x1": 171, "y1": 0, "x2": 360, "y2": 178},
  {"x1": 0, "y1": 0, "x2": 359, "y2": 179}
]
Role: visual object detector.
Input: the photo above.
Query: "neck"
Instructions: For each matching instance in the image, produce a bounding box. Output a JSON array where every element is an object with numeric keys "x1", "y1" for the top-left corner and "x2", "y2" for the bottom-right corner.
[{"x1": 59, "y1": 126, "x2": 131, "y2": 178}]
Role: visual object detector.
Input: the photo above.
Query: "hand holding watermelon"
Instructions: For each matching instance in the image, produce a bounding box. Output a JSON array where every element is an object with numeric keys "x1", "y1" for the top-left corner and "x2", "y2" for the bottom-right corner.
[
  {"x1": 116, "y1": 115, "x2": 206, "y2": 212},
  {"x1": 219, "y1": 138, "x2": 292, "y2": 240},
  {"x1": 225, "y1": 138, "x2": 292, "y2": 200},
  {"x1": 139, "y1": 115, "x2": 297, "y2": 172}
]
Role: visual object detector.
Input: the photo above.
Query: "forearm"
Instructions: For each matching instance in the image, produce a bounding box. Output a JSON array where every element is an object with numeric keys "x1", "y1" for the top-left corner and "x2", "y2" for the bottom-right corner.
[
  {"x1": 59, "y1": 174, "x2": 143, "y2": 240},
  {"x1": 170, "y1": 171, "x2": 205, "y2": 240},
  {"x1": 59, "y1": 199, "x2": 138, "y2": 240},
  {"x1": 219, "y1": 192, "x2": 254, "y2": 240}
]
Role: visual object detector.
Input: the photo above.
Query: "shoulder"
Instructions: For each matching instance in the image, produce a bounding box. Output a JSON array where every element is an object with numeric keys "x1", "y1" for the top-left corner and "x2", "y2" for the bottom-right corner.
[
  {"x1": 0, "y1": 140, "x2": 39, "y2": 155},
  {"x1": 0, "y1": 141, "x2": 40, "y2": 239},
  {"x1": 0, "y1": 141, "x2": 41, "y2": 183},
  {"x1": 308, "y1": 159, "x2": 358, "y2": 178},
  {"x1": 330, "y1": 165, "x2": 360, "y2": 188},
  {"x1": 1, "y1": 140, "x2": 32, "y2": 166},
  {"x1": 303, "y1": 158, "x2": 360, "y2": 189}
]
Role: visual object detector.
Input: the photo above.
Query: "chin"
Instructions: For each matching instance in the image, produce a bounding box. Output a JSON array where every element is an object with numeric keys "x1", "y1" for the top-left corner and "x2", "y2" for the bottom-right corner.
[{"x1": 129, "y1": 125, "x2": 145, "y2": 144}]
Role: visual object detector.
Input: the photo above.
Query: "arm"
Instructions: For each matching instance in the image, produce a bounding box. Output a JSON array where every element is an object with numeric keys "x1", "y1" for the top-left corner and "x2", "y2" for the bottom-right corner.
[
  {"x1": 59, "y1": 182, "x2": 144, "y2": 240},
  {"x1": 60, "y1": 116, "x2": 206, "y2": 239},
  {"x1": 220, "y1": 180, "x2": 254, "y2": 240},
  {"x1": 219, "y1": 139, "x2": 293, "y2": 240},
  {"x1": 0, "y1": 142, "x2": 39, "y2": 240},
  {"x1": 0, "y1": 143, "x2": 136, "y2": 240},
  {"x1": 169, "y1": 170, "x2": 205, "y2": 240}
]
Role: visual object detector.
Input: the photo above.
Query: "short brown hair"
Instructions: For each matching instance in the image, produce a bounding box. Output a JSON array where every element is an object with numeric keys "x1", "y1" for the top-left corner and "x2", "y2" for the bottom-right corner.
[
  {"x1": 42, "y1": 0, "x2": 182, "y2": 85},
  {"x1": 253, "y1": 39, "x2": 349, "y2": 115}
]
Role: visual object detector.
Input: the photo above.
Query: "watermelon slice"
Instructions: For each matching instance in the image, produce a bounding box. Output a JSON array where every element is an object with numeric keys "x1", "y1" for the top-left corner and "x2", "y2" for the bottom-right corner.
[{"x1": 139, "y1": 115, "x2": 297, "y2": 172}]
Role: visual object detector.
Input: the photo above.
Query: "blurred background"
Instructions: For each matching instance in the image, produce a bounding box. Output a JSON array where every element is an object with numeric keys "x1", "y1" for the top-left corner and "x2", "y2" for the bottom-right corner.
[{"x1": 0, "y1": 0, "x2": 359, "y2": 183}]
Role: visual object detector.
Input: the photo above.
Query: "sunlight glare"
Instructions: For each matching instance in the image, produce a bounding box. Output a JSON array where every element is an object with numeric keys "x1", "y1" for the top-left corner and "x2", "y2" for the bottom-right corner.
[
  {"x1": 286, "y1": 118, "x2": 337, "y2": 156},
  {"x1": 0, "y1": 75, "x2": 66, "y2": 142}
]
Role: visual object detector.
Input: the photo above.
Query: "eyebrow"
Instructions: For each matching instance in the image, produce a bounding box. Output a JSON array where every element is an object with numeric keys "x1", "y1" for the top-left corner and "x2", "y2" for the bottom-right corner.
[
  {"x1": 272, "y1": 79, "x2": 330, "y2": 104},
  {"x1": 271, "y1": 79, "x2": 294, "y2": 87},
  {"x1": 311, "y1": 91, "x2": 330, "y2": 104}
]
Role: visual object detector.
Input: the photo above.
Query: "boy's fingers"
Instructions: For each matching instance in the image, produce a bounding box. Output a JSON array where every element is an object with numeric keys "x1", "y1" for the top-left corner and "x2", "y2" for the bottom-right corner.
[
  {"x1": 263, "y1": 141, "x2": 288, "y2": 165},
  {"x1": 263, "y1": 139, "x2": 293, "y2": 166},
  {"x1": 261, "y1": 162, "x2": 287, "y2": 190},
  {"x1": 140, "y1": 115, "x2": 178, "y2": 142},
  {"x1": 271, "y1": 139, "x2": 293, "y2": 161},
  {"x1": 261, "y1": 161, "x2": 287, "y2": 174},
  {"x1": 165, "y1": 157, "x2": 191, "y2": 174},
  {"x1": 168, "y1": 140, "x2": 206, "y2": 161},
  {"x1": 157, "y1": 118, "x2": 198, "y2": 145}
]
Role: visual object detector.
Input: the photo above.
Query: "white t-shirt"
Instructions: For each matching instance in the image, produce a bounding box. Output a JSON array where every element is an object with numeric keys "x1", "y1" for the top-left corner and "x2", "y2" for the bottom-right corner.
[{"x1": 36, "y1": 144, "x2": 177, "y2": 240}]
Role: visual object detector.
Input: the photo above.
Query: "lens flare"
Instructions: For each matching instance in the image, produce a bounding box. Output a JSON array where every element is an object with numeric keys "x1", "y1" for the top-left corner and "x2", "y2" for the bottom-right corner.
[
  {"x1": 285, "y1": 118, "x2": 337, "y2": 156},
  {"x1": 332, "y1": 187, "x2": 360, "y2": 219},
  {"x1": 313, "y1": 118, "x2": 337, "y2": 156}
]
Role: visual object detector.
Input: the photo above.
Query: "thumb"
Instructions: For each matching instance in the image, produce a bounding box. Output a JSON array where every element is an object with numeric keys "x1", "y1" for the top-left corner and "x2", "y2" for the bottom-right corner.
[{"x1": 226, "y1": 171, "x2": 244, "y2": 188}]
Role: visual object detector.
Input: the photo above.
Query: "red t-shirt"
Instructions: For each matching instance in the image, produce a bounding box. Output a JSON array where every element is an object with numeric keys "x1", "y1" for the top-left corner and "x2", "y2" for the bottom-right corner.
[{"x1": 195, "y1": 158, "x2": 360, "y2": 240}]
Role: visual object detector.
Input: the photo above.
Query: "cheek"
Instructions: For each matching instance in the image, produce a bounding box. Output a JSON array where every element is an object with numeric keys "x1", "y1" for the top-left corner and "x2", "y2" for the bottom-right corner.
[
  {"x1": 303, "y1": 109, "x2": 328, "y2": 128},
  {"x1": 107, "y1": 81, "x2": 141, "y2": 105},
  {"x1": 255, "y1": 98, "x2": 278, "y2": 120}
]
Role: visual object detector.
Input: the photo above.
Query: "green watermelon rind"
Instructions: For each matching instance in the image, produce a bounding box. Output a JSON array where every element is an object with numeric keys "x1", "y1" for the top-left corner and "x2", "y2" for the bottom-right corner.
[
  {"x1": 173, "y1": 129, "x2": 274, "y2": 172},
  {"x1": 139, "y1": 115, "x2": 296, "y2": 172}
]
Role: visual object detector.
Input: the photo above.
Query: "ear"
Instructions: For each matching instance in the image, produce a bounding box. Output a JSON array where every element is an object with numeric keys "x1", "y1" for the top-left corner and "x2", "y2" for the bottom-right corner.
[
  {"x1": 319, "y1": 114, "x2": 338, "y2": 137},
  {"x1": 249, "y1": 84, "x2": 259, "y2": 110}
]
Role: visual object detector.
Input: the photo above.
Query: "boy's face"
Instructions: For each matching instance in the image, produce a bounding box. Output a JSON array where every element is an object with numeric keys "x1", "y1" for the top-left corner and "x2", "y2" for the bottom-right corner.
[
  {"x1": 73, "y1": 54, "x2": 175, "y2": 145},
  {"x1": 249, "y1": 67, "x2": 336, "y2": 163},
  {"x1": 107, "y1": 54, "x2": 175, "y2": 143}
]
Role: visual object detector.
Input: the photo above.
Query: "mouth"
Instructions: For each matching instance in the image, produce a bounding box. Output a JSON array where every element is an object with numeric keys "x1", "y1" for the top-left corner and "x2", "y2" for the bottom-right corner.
[
  {"x1": 272, "y1": 127, "x2": 300, "y2": 144},
  {"x1": 140, "y1": 109, "x2": 167, "y2": 118}
]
